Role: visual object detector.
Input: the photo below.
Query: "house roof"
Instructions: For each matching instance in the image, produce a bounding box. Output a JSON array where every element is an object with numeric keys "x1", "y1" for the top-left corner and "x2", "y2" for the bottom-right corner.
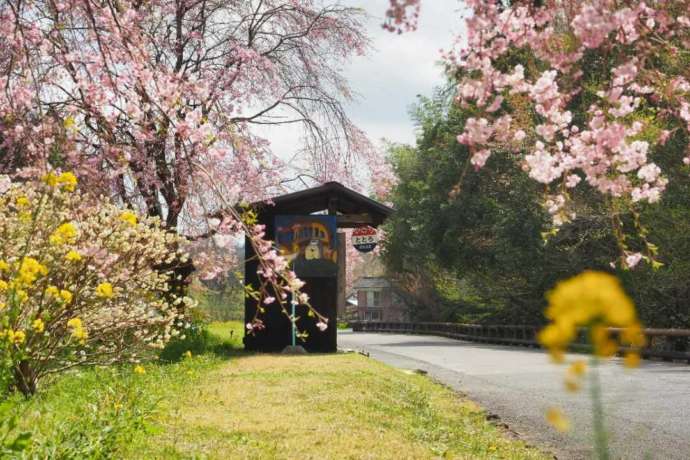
[
  {"x1": 352, "y1": 276, "x2": 392, "y2": 289},
  {"x1": 250, "y1": 181, "x2": 393, "y2": 227}
]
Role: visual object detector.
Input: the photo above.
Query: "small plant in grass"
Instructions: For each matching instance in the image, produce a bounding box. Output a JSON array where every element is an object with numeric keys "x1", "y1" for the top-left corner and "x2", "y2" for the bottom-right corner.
[
  {"x1": 539, "y1": 271, "x2": 647, "y2": 459},
  {"x1": 0, "y1": 173, "x2": 195, "y2": 395}
]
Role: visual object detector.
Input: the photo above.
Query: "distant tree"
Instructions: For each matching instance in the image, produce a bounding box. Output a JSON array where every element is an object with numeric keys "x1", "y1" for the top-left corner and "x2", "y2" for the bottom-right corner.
[{"x1": 384, "y1": 88, "x2": 690, "y2": 327}]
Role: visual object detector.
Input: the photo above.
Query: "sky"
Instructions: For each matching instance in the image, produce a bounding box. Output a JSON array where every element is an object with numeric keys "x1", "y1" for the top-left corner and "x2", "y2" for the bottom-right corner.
[
  {"x1": 340, "y1": 0, "x2": 464, "y2": 147},
  {"x1": 259, "y1": 0, "x2": 465, "y2": 162}
]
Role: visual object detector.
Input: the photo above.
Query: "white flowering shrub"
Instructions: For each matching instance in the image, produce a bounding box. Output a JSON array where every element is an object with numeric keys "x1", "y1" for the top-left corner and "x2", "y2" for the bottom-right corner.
[{"x1": 0, "y1": 173, "x2": 194, "y2": 395}]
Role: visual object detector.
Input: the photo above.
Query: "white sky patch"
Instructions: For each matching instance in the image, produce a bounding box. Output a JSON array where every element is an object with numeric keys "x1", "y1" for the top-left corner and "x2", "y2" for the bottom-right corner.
[{"x1": 259, "y1": 0, "x2": 465, "y2": 163}]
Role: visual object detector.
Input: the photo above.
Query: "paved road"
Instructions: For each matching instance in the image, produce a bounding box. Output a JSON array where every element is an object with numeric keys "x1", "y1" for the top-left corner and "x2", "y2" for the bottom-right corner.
[{"x1": 338, "y1": 330, "x2": 690, "y2": 460}]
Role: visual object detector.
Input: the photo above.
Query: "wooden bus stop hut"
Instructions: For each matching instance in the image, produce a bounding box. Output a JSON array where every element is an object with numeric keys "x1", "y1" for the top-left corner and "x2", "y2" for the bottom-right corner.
[{"x1": 244, "y1": 181, "x2": 393, "y2": 353}]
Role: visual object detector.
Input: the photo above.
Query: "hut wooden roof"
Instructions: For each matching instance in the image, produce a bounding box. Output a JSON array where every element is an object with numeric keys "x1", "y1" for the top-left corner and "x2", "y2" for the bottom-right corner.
[{"x1": 251, "y1": 181, "x2": 393, "y2": 228}]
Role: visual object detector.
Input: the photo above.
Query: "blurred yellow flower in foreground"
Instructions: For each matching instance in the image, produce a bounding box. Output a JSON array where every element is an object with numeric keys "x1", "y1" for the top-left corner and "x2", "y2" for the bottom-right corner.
[
  {"x1": 568, "y1": 360, "x2": 587, "y2": 376},
  {"x1": 538, "y1": 271, "x2": 644, "y2": 363},
  {"x1": 546, "y1": 407, "x2": 570, "y2": 432},
  {"x1": 540, "y1": 271, "x2": 646, "y2": 437},
  {"x1": 134, "y1": 365, "x2": 146, "y2": 375},
  {"x1": 624, "y1": 352, "x2": 641, "y2": 368}
]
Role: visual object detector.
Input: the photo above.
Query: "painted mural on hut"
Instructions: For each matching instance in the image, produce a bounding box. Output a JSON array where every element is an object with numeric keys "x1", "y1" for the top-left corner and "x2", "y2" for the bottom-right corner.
[{"x1": 274, "y1": 215, "x2": 338, "y2": 277}]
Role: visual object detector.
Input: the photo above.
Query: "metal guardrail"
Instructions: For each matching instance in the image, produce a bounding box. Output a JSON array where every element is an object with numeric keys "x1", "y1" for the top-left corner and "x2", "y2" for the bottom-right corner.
[{"x1": 349, "y1": 321, "x2": 690, "y2": 364}]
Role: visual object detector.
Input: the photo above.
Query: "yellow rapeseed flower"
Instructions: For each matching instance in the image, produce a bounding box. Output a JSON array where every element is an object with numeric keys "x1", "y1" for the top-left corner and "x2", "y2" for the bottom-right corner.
[
  {"x1": 564, "y1": 376, "x2": 580, "y2": 393},
  {"x1": 624, "y1": 352, "x2": 641, "y2": 368},
  {"x1": 545, "y1": 407, "x2": 570, "y2": 432},
  {"x1": 0, "y1": 302, "x2": 6, "y2": 310},
  {"x1": 43, "y1": 171, "x2": 78, "y2": 191},
  {"x1": 49, "y1": 222, "x2": 77, "y2": 245},
  {"x1": 65, "y1": 250, "x2": 82, "y2": 262},
  {"x1": 183, "y1": 350, "x2": 193, "y2": 359},
  {"x1": 0, "y1": 280, "x2": 7, "y2": 292},
  {"x1": 18, "y1": 211, "x2": 31, "y2": 223},
  {"x1": 15, "y1": 289, "x2": 28, "y2": 304},
  {"x1": 133, "y1": 365, "x2": 146, "y2": 375},
  {"x1": 96, "y1": 282, "x2": 114, "y2": 298},
  {"x1": 67, "y1": 317, "x2": 88, "y2": 344},
  {"x1": 43, "y1": 172, "x2": 58, "y2": 187},
  {"x1": 32, "y1": 318, "x2": 45, "y2": 333},
  {"x1": 546, "y1": 271, "x2": 636, "y2": 327},
  {"x1": 57, "y1": 172, "x2": 78, "y2": 192},
  {"x1": 568, "y1": 360, "x2": 587, "y2": 377},
  {"x1": 60, "y1": 289, "x2": 73, "y2": 304},
  {"x1": 15, "y1": 196, "x2": 30, "y2": 208},
  {"x1": 621, "y1": 322, "x2": 647, "y2": 348},
  {"x1": 540, "y1": 271, "x2": 640, "y2": 358},
  {"x1": 17, "y1": 257, "x2": 48, "y2": 285},
  {"x1": 590, "y1": 324, "x2": 618, "y2": 358},
  {"x1": 0, "y1": 260, "x2": 9, "y2": 272},
  {"x1": 45, "y1": 285, "x2": 59, "y2": 297},
  {"x1": 7, "y1": 329, "x2": 26, "y2": 345},
  {"x1": 119, "y1": 211, "x2": 137, "y2": 226}
]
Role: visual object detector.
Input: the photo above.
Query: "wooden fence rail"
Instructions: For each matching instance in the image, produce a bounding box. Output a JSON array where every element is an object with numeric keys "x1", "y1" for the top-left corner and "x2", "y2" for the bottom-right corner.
[{"x1": 348, "y1": 321, "x2": 690, "y2": 364}]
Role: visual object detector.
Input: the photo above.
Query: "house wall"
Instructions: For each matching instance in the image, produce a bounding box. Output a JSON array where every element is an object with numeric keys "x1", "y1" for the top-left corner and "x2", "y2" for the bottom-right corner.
[{"x1": 355, "y1": 286, "x2": 405, "y2": 322}]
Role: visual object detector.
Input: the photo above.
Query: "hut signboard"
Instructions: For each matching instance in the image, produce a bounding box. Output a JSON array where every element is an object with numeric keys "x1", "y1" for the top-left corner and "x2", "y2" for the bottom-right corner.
[
  {"x1": 275, "y1": 215, "x2": 338, "y2": 278},
  {"x1": 352, "y1": 226, "x2": 377, "y2": 253}
]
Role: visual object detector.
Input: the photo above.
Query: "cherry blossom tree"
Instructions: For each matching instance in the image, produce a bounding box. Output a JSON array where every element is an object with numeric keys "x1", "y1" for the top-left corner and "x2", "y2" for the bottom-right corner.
[
  {"x1": 1, "y1": 0, "x2": 369, "y2": 233},
  {"x1": 387, "y1": 0, "x2": 690, "y2": 268},
  {"x1": 0, "y1": 0, "x2": 377, "y2": 334}
]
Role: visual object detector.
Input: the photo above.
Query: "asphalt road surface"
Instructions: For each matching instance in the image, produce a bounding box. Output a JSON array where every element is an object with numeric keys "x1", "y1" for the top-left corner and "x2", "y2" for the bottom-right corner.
[{"x1": 338, "y1": 330, "x2": 690, "y2": 460}]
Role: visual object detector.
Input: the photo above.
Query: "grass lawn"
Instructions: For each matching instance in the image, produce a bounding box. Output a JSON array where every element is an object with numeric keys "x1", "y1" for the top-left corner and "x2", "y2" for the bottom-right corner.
[{"x1": 2, "y1": 322, "x2": 548, "y2": 459}]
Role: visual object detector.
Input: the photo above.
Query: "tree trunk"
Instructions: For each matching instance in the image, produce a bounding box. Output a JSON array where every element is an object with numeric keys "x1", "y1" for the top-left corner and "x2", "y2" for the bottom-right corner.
[{"x1": 14, "y1": 360, "x2": 37, "y2": 396}]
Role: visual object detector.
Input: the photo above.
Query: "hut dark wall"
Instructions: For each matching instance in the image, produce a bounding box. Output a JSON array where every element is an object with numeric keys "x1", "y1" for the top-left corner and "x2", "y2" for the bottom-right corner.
[{"x1": 242, "y1": 182, "x2": 392, "y2": 353}]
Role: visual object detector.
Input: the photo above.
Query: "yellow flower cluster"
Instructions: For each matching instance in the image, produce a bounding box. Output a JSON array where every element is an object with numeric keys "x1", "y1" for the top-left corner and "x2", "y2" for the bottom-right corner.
[
  {"x1": 17, "y1": 257, "x2": 49, "y2": 286},
  {"x1": 67, "y1": 317, "x2": 88, "y2": 344},
  {"x1": 65, "y1": 250, "x2": 82, "y2": 262},
  {"x1": 45, "y1": 285, "x2": 73, "y2": 304},
  {"x1": 133, "y1": 365, "x2": 146, "y2": 374},
  {"x1": 43, "y1": 171, "x2": 78, "y2": 192},
  {"x1": 15, "y1": 196, "x2": 30, "y2": 208},
  {"x1": 538, "y1": 271, "x2": 645, "y2": 365},
  {"x1": 539, "y1": 272, "x2": 647, "y2": 433},
  {"x1": 32, "y1": 318, "x2": 45, "y2": 333},
  {"x1": 49, "y1": 222, "x2": 77, "y2": 245},
  {"x1": 95, "y1": 282, "x2": 114, "y2": 298},
  {"x1": 1, "y1": 329, "x2": 26, "y2": 345},
  {"x1": 119, "y1": 211, "x2": 137, "y2": 226}
]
